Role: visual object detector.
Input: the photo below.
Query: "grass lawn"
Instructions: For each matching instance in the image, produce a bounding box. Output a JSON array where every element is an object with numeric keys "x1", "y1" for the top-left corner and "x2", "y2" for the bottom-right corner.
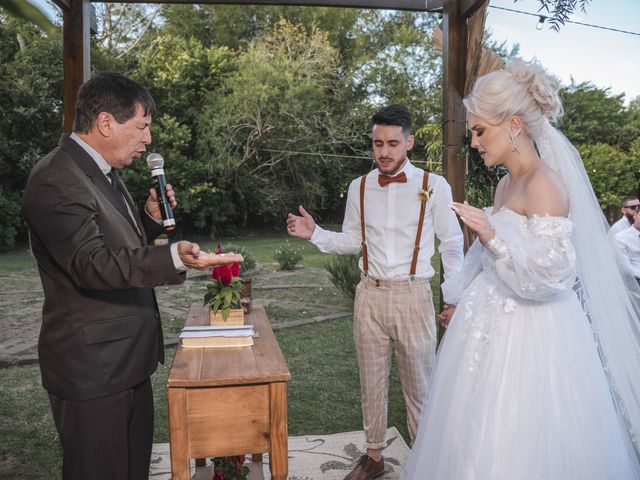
[{"x1": 0, "y1": 232, "x2": 442, "y2": 479}]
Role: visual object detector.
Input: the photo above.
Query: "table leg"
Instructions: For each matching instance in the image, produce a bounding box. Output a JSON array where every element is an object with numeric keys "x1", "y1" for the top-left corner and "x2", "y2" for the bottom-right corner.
[
  {"x1": 168, "y1": 388, "x2": 191, "y2": 480},
  {"x1": 268, "y1": 382, "x2": 288, "y2": 480}
]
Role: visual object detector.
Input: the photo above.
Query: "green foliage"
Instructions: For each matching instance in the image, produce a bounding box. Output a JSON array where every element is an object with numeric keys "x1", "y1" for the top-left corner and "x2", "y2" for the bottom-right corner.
[
  {"x1": 274, "y1": 241, "x2": 303, "y2": 270},
  {"x1": 324, "y1": 254, "x2": 360, "y2": 301},
  {"x1": 0, "y1": 0, "x2": 57, "y2": 35},
  {"x1": 0, "y1": 12, "x2": 63, "y2": 248},
  {"x1": 535, "y1": 0, "x2": 592, "y2": 31},
  {"x1": 559, "y1": 82, "x2": 627, "y2": 148},
  {"x1": 579, "y1": 142, "x2": 640, "y2": 212},
  {"x1": 222, "y1": 243, "x2": 257, "y2": 276},
  {"x1": 196, "y1": 19, "x2": 354, "y2": 227}
]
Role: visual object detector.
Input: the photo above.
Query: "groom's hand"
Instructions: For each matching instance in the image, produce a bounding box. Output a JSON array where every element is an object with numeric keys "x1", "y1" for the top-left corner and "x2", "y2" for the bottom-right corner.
[
  {"x1": 286, "y1": 205, "x2": 316, "y2": 240},
  {"x1": 438, "y1": 304, "x2": 456, "y2": 328}
]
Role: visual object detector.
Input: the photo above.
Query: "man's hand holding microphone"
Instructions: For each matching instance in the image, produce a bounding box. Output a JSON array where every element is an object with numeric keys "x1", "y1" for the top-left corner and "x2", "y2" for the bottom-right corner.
[{"x1": 145, "y1": 153, "x2": 244, "y2": 270}]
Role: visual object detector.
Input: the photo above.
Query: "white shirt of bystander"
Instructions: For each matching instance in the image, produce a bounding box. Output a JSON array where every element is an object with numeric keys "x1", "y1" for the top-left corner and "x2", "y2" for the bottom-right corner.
[{"x1": 614, "y1": 225, "x2": 640, "y2": 279}]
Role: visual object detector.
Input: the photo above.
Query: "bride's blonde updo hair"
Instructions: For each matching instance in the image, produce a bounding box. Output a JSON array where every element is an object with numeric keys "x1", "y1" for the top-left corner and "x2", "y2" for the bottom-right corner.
[{"x1": 463, "y1": 58, "x2": 563, "y2": 139}]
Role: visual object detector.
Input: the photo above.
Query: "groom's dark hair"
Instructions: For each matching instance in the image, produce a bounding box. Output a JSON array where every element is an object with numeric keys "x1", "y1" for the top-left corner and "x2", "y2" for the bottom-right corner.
[{"x1": 372, "y1": 104, "x2": 412, "y2": 136}]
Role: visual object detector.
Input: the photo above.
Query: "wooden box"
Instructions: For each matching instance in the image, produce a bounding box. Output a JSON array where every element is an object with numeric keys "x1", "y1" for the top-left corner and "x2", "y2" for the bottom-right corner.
[{"x1": 209, "y1": 308, "x2": 245, "y2": 326}]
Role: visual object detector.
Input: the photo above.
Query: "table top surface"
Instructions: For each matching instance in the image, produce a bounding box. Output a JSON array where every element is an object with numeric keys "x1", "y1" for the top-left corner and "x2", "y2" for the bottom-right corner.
[{"x1": 167, "y1": 302, "x2": 291, "y2": 388}]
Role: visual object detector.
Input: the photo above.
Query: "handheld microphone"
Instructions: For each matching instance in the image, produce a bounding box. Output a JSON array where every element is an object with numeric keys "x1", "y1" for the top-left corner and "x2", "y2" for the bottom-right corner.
[{"x1": 146, "y1": 153, "x2": 176, "y2": 231}]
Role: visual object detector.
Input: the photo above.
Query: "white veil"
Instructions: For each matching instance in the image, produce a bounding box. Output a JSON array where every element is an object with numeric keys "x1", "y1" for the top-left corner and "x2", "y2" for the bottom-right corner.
[{"x1": 536, "y1": 119, "x2": 640, "y2": 455}]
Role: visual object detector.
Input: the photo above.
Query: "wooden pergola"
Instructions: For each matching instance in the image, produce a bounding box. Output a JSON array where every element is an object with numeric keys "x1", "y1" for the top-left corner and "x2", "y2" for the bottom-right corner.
[{"x1": 54, "y1": 0, "x2": 489, "y2": 205}]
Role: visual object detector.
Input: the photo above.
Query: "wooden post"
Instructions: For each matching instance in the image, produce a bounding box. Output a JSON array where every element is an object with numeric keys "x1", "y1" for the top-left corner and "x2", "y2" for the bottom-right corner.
[
  {"x1": 442, "y1": 0, "x2": 467, "y2": 205},
  {"x1": 63, "y1": 0, "x2": 90, "y2": 133}
]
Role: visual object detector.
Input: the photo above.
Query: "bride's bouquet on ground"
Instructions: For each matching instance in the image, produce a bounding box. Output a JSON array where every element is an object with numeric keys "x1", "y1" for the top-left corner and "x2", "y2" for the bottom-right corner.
[{"x1": 204, "y1": 245, "x2": 245, "y2": 325}]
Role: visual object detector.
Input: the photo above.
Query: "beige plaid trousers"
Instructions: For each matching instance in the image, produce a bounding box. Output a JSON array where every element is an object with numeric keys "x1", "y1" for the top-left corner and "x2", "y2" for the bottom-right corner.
[{"x1": 353, "y1": 275, "x2": 436, "y2": 450}]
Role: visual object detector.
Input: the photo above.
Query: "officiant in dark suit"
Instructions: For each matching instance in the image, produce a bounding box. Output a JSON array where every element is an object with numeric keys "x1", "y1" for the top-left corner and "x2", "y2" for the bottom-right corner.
[{"x1": 21, "y1": 72, "x2": 242, "y2": 480}]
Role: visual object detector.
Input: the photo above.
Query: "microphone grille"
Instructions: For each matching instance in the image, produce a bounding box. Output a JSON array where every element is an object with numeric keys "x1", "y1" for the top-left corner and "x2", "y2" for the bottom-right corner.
[{"x1": 146, "y1": 153, "x2": 164, "y2": 169}]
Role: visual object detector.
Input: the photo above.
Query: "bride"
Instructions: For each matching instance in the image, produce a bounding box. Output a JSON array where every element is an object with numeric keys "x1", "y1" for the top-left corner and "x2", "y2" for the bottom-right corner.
[{"x1": 401, "y1": 59, "x2": 640, "y2": 479}]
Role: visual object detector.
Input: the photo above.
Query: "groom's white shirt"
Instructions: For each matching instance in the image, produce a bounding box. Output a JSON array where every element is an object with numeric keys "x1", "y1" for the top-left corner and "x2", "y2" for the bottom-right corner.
[{"x1": 310, "y1": 160, "x2": 463, "y2": 281}]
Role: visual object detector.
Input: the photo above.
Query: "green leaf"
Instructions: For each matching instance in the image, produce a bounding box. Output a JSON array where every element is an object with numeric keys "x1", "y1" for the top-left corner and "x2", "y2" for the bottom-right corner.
[
  {"x1": 223, "y1": 286, "x2": 233, "y2": 306},
  {"x1": 1, "y1": 0, "x2": 57, "y2": 35},
  {"x1": 212, "y1": 296, "x2": 222, "y2": 314}
]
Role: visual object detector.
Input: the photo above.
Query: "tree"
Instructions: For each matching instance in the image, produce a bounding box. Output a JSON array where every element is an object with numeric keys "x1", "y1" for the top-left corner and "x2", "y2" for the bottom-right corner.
[
  {"x1": 93, "y1": 3, "x2": 161, "y2": 58},
  {"x1": 0, "y1": 10, "x2": 63, "y2": 249},
  {"x1": 195, "y1": 19, "x2": 356, "y2": 232},
  {"x1": 125, "y1": 34, "x2": 236, "y2": 234},
  {"x1": 580, "y1": 143, "x2": 640, "y2": 219},
  {"x1": 559, "y1": 81, "x2": 627, "y2": 148}
]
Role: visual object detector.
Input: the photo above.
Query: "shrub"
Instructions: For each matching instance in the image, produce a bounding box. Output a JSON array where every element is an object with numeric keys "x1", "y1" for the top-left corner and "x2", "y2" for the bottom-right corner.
[
  {"x1": 274, "y1": 242, "x2": 303, "y2": 270},
  {"x1": 324, "y1": 254, "x2": 361, "y2": 301},
  {"x1": 223, "y1": 243, "x2": 257, "y2": 276}
]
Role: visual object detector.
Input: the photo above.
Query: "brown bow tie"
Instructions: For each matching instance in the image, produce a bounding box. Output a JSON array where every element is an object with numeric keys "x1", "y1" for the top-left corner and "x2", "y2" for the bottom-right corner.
[{"x1": 378, "y1": 171, "x2": 407, "y2": 187}]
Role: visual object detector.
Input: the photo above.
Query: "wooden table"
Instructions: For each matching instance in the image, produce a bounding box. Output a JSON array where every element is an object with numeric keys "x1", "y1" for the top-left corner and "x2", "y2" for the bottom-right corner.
[{"x1": 167, "y1": 303, "x2": 291, "y2": 480}]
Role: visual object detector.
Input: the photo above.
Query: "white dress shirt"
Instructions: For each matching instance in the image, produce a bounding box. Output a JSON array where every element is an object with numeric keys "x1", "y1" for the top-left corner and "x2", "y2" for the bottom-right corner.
[
  {"x1": 609, "y1": 215, "x2": 632, "y2": 238},
  {"x1": 615, "y1": 225, "x2": 640, "y2": 278},
  {"x1": 310, "y1": 160, "x2": 463, "y2": 281}
]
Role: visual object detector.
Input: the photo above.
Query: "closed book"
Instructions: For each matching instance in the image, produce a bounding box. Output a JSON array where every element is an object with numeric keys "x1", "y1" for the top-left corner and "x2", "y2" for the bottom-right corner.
[
  {"x1": 179, "y1": 324, "x2": 255, "y2": 348},
  {"x1": 180, "y1": 335, "x2": 254, "y2": 348}
]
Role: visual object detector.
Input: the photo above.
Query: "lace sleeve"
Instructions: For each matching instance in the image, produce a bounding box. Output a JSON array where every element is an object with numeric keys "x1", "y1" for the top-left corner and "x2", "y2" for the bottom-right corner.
[
  {"x1": 486, "y1": 215, "x2": 576, "y2": 301},
  {"x1": 441, "y1": 237, "x2": 483, "y2": 305}
]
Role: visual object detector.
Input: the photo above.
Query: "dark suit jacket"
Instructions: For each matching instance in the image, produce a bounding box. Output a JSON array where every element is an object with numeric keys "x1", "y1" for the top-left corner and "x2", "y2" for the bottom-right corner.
[{"x1": 21, "y1": 134, "x2": 186, "y2": 401}]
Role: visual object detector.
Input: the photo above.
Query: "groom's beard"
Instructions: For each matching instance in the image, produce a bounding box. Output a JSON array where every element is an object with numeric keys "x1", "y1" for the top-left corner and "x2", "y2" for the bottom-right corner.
[{"x1": 625, "y1": 212, "x2": 635, "y2": 223}]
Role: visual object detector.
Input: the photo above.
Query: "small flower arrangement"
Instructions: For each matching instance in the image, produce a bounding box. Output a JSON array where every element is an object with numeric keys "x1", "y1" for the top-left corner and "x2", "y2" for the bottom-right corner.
[
  {"x1": 204, "y1": 244, "x2": 243, "y2": 321},
  {"x1": 418, "y1": 187, "x2": 434, "y2": 203},
  {"x1": 212, "y1": 455, "x2": 249, "y2": 480}
]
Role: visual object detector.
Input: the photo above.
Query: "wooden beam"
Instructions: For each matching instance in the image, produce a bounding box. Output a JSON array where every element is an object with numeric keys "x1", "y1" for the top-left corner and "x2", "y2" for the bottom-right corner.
[
  {"x1": 92, "y1": 0, "x2": 441, "y2": 11},
  {"x1": 63, "y1": 0, "x2": 90, "y2": 133},
  {"x1": 459, "y1": 0, "x2": 486, "y2": 19},
  {"x1": 51, "y1": 0, "x2": 71, "y2": 11},
  {"x1": 442, "y1": 0, "x2": 467, "y2": 205}
]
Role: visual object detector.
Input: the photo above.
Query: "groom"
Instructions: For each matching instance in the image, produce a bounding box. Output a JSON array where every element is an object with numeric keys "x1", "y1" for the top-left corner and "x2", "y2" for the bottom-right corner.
[{"x1": 287, "y1": 104, "x2": 463, "y2": 479}]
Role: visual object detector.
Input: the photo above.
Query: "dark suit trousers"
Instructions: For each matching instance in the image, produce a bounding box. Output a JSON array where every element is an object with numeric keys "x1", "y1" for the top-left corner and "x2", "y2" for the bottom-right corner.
[{"x1": 48, "y1": 378, "x2": 154, "y2": 480}]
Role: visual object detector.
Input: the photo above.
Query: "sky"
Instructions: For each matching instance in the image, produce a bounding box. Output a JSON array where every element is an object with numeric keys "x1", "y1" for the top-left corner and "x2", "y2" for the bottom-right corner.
[
  {"x1": 33, "y1": 0, "x2": 640, "y2": 102},
  {"x1": 485, "y1": 0, "x2": 640, "y2": 103}
]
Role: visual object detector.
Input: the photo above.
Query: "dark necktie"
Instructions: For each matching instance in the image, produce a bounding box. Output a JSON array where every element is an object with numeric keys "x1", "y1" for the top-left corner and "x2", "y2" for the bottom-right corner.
[
  {"x1": 107, "y1": 168, "x2": 142, "y2": 235},
  {"x1": 378, "y1": 171, "x2": 407, "y2": 187},
  {"x1": 107, "y1": 169, "x2": 128, "y2": 209}
]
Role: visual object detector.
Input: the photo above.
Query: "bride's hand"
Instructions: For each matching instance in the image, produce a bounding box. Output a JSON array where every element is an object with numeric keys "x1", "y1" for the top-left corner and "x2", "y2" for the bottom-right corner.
[{"x1": 451, "y1": 201, "x2": 495, "y2": 245}]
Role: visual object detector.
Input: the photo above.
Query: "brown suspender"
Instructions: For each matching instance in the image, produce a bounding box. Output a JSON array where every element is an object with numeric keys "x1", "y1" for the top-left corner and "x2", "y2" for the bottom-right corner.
[
  {"x1": 359, "y1": 170, "x2": 430, "y2": 277},
  {"x1": 410, "y1": 170, "x2": 430, "y2": 276},
  {"x1": 359, "y1": 175, "x2": 369, "y2": 275}
]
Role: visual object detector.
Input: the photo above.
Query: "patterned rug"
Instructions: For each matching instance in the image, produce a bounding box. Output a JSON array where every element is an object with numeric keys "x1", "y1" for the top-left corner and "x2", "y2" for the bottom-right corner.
[{"x1": 150, "y1": 427, "x2": 410, "y2": 479}]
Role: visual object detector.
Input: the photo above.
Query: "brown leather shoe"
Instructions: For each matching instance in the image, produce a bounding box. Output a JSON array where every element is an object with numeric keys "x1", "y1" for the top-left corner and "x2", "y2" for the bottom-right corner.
[{"x1": 343, "y1": 454, "x2": 385, "y2": 480}]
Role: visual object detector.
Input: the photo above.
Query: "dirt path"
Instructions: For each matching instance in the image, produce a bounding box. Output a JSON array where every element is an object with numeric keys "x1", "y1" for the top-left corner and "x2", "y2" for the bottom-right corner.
[{"x1": 0, "y1": 264, "x2": 353, "y2": 366}]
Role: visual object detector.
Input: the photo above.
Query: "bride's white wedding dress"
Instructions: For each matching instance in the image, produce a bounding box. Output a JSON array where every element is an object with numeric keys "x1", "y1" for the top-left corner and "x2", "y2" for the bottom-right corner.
[{"x1": 401, "y1": 207, "x2": 640, "y2": 479}]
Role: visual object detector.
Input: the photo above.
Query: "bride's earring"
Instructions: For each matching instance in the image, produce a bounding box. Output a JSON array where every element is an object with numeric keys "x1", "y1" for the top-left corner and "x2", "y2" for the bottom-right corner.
[{"x1": 510, "y1": 132, "x2": 520, "y2": 153}]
